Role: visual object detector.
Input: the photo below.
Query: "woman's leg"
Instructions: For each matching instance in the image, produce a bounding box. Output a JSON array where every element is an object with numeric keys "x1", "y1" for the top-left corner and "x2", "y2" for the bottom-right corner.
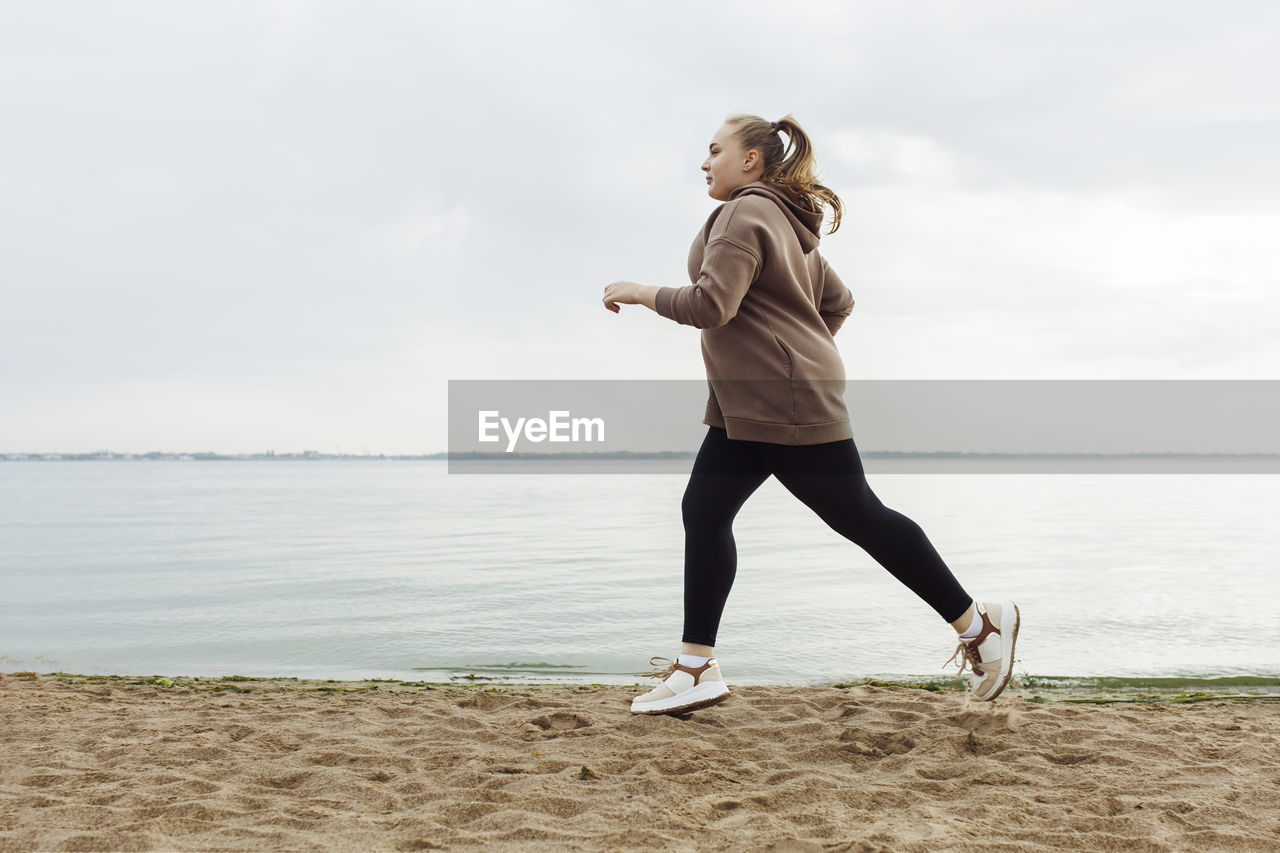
[
  {"x1": 755, "y1": 435, "x2": 973, "y2": 624},
  {"x1": 680, "y1": 426, "x2": 772, "y2": 648}
]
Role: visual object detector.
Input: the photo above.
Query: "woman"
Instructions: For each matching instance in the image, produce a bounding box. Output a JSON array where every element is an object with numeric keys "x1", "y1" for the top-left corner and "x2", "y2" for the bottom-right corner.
[{"x1": 602, "y1": 112, "x2": 1020, "y2": 715}]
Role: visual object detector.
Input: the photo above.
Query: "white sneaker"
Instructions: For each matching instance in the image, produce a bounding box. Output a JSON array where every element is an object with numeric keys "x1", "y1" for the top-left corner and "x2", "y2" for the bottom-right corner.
[
  {"x1": 946, "y1": 601, "x2": 1021, "y2": 701},
  {"x1": 630, "y1": 656, "x2": 731, "y2": 715}
]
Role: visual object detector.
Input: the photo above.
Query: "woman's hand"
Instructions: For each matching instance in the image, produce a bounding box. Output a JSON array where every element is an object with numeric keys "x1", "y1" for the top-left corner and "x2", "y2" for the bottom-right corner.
[
  {"x1": 603, "y1": 280, "x2": 640, "y2": 313},
  {"x1": 603, "y1": 281, "x2": 658, "y2": 313}
]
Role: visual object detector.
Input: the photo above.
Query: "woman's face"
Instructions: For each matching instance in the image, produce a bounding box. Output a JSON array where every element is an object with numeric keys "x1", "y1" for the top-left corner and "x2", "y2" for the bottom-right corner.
[{"x1": 702, "y1": 122, "x2": 761, "y2": 201}]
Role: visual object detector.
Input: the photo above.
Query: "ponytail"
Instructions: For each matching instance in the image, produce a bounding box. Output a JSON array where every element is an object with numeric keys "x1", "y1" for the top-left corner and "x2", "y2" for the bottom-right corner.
[{"x1": 725, "y1": 111, "x2": 843, "y2": 235}]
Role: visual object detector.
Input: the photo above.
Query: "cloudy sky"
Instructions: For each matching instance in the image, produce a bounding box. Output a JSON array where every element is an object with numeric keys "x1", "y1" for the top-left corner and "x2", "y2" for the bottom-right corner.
[{"x1": 2, "y1": 0, "x2": 1278, "y2": 454}]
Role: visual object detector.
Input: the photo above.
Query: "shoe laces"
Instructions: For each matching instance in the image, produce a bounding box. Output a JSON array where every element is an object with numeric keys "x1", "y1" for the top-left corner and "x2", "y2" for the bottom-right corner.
[
  {"x1": 640, "y1": 656, "x2": 678, "y2": 681},
  {"x1": 946, "y1": 638, "x2": 983, "y2": 676}
]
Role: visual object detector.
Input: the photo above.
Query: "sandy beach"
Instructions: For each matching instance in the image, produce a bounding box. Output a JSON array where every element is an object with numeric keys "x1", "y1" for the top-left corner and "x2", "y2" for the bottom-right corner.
[{"x1": 2, "y1": 673, "x2": 1278, "y2": 852}]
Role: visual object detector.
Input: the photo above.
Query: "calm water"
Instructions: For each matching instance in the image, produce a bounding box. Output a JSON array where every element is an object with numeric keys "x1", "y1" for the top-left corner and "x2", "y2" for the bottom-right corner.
[{"x1": 2, "y1": 461, "x2": 1278, "y2": 685}]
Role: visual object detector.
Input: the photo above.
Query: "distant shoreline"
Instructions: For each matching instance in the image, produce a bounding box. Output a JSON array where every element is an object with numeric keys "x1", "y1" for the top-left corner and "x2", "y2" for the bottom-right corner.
[{"x1": 7, "y1": 451, "x2": 1280, "y2": 462}]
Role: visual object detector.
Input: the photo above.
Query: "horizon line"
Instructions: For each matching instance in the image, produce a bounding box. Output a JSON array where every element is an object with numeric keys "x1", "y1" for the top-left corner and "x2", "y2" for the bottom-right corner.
[{"x1": 8, "y1": 450, "x2": 1280, "y2": 461}]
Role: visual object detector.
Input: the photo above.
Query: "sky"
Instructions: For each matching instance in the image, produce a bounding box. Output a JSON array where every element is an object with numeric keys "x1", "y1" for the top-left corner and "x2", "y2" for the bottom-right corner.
[{"x1": 2, "y1": 0, "x2": 1278, "y2": 455}]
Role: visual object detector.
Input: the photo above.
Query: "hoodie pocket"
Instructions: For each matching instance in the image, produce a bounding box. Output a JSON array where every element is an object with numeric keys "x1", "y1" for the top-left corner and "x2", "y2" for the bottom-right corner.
[{"x1": 772, "y1": 333, "x2": 794, "y2": 380}]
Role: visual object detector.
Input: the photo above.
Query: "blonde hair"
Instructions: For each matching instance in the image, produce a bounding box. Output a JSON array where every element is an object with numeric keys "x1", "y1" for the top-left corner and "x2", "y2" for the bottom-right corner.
[{"x1": 725, "y1": 111, "x2": 843, "y2": 235}]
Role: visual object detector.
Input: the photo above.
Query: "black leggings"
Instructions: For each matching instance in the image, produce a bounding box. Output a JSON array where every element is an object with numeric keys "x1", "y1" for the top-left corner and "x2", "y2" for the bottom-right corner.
[{"x1": 681, "y1": 425, "x2": 973, "y2": 647}]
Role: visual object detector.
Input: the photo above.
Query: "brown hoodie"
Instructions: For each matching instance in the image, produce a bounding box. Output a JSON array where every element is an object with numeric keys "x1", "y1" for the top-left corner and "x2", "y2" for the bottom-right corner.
[{"x1": 654, "y1": 180, "x2": 855, "y2": 445}]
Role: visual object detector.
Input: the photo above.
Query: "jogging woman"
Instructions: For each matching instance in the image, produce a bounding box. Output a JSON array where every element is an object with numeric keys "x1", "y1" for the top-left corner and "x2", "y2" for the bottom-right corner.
[{"x1": 602, "y1": 112, "x2": 1020, "y2": 715}]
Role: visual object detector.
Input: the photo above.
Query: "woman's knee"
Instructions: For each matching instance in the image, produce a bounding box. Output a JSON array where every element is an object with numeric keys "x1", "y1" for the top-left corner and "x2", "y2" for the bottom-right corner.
[
  {"x1": 840, "y1": 505, "x2": 925, "y2": 549},
  {"x1": 812, "y1": 486, "x2": 900, "y2": 540},
  {"x1": 681, "y1": 485, "x2": 735, "y2": 531}
]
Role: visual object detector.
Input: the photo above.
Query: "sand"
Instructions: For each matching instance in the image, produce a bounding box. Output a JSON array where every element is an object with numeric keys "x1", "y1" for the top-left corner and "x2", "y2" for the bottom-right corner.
[{"x1": 2, "y1": 673, "x2": 1279, "y2": 852}]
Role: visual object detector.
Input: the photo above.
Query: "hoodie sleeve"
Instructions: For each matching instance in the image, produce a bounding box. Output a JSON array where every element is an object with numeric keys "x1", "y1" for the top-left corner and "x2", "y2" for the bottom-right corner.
[
  {"x1": 817, "y1": 254, "x2": 854, "y2": 337},
  {"x1": 655, "y1": 199, "x2": 766, "y2": 329},
  {"x1": 654, "y1": 237, "x2": 761, "y2": 329}
]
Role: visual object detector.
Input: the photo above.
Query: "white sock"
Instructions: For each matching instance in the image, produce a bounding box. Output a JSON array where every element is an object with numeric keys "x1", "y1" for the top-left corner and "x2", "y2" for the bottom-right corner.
[
  {"x1": 678, "y1": 654, "x2": 711, "y2": 667},
  {"x1": 958, "y1": 605, "x2": 984, "y2": 639}
]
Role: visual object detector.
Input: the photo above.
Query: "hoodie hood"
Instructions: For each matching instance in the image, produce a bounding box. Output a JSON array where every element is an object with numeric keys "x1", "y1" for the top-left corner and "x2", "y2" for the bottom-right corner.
[{"x1": 727, "y1": 180, "x2": 824, "y2": 254}]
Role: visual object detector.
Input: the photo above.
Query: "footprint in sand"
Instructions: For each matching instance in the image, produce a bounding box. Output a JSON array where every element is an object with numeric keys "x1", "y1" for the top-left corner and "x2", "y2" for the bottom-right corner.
[{"x1": 529, "y1": 712, "x2": 593, "y2": 732}]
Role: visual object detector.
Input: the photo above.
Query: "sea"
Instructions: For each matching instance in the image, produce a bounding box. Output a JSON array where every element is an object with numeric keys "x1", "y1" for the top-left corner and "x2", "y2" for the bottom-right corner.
[{"x1": 2, "y1": 460, "x2": 1278, "y2": 687}]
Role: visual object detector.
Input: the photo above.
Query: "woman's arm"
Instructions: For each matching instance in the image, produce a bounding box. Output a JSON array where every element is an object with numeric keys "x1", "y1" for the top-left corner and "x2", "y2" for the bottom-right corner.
[
  {"x1": 602, "y1": 281, "x2": 660, "y2": 313},
  {"x1": 818, "y1": 255, "x2": 854, "y2": 337},
  {"x1": 605, "y1": 200, "x2": 766, "y2": 325}
]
